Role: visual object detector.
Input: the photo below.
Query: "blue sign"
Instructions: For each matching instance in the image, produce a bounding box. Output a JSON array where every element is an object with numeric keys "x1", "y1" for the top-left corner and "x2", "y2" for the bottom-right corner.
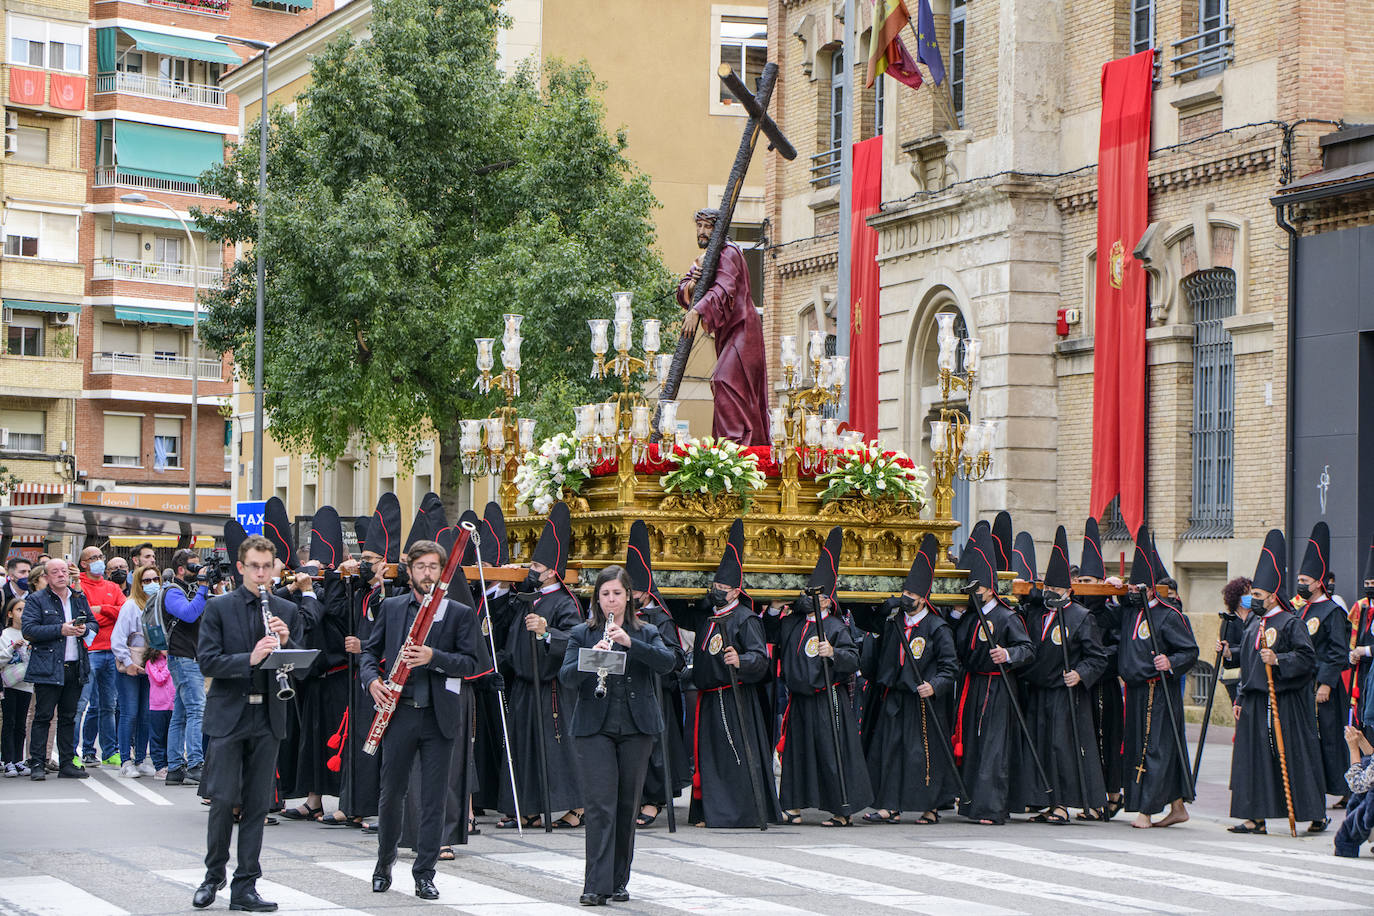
[{"x1": 235, "y1": 501, "x2": 266, "y2": 536}]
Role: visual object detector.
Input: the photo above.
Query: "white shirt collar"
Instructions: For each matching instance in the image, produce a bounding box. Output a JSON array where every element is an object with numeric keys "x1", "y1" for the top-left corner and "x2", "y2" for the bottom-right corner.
[
  {"x1": 714, "y1": 599, "x2": 739, "y2": 616},
  {"x1": 981, "y1": 597, "x2": 998, "y2": 614},
  {"x1": 539, "y1": 581, "x2": 560, "y2": 595},
  {"x1": 1262, "y1": 605, "x2": 1284, "y2": 620},
  {"x1": 904, "y1": 608, "x2": 929, "y2": 627}
]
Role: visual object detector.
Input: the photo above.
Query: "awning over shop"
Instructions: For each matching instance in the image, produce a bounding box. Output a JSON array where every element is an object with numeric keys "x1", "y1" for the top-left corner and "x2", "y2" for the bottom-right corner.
[
  {"x1": 110, "y1": 120, "x2": 225, "y2": 184},
  {"x1": 2, "y1": 299, "x2": 81, "y2": 314},
  {"x1": 116, "y1": 28, "x2": 242, "y2": 66},
  {"x1": 113, "y1": 305, "x2": 195, "y2": 326},
  {"x1": 0, "y1": 503, "x2": 228, "y2": 543}
]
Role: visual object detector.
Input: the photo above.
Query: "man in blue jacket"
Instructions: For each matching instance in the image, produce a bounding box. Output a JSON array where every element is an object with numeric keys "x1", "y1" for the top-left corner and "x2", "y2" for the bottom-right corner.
[{"x1": 23, "y1": 559, "x2": 98, "y2": 780}]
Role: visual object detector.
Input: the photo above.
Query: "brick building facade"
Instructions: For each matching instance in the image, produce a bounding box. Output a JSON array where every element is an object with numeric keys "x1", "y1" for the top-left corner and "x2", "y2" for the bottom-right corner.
[{"x1": 766, "y1": 0, "x2": 1373, "y2": 640}]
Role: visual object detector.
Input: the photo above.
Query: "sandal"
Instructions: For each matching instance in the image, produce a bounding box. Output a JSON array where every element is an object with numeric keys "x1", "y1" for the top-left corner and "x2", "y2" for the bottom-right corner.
[
  {"x1": 1044, "y1": 808, "x2": 1069, "y2": 825},
  {"x1": 820, "y1": 816, "x2": 852, "y2": 827},
  {"x1": 1333, "y1": 795, "x2": 1350, "y2": 810},
  {"x1": 861, "y1": 810, "x2": 901, "y2": 824},
  {"x1": 553, "y1": 812, "x2": 583, "y2": 829},
  {"x1": 1104, "y1": 797, "x2": 1125, "y2": 820},
  {"x1": 636, "y1": 811, "x2": 658, "y2": 828},
  {"x1": 496, "y1": 815, "x2": 541, "y2": 830},
  {"x1": 321, "y1": 811, "x2": 360, "y2": 827},
  {"x1": 1228, "y1": 821, "x2": 1266, "y2": 834},
  {"x1": 781, "y1": 812, "x2": 802, "y2": 825},
  {"x1": 360, "y1": 821, "x2": 377, "y2": 833},
  {"x1": 1308, "y1": 818, "x2": 1330, "y2": 834},
  {"x1": 914, "y1": 812, "x2": 939, "y2": 825},
  {"x1": 1076, "y1": 809, "x2": 1106, "y2": 822},
  {"x1": 438, "y1": 846, "x2": 456, "y2": 861},
  {"x1": 280, "y1": 804, "x2": 323, "y2": 822},
  {"x1": 468, "y1": 817, "x2": 481, "y2": 836}
]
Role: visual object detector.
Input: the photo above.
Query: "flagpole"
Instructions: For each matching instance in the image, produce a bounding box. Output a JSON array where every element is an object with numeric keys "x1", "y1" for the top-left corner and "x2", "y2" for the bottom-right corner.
[
  {"x1": 907, "y1": 19, "x2": 959, "y2": 130},
  {"x1": 836, "y1": 0, "x2": 855, "y2": 425}
]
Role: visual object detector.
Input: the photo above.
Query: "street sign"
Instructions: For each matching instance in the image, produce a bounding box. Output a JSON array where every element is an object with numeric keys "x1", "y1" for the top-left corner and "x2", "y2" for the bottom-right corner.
[{"x1": 235, "y1": 500, "x2": 266, "y2": 536}]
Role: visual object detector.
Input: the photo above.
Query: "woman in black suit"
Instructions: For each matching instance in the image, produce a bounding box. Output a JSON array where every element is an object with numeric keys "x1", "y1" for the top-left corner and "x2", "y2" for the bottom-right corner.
[{"x1": 560, "y1": 565, "x2": 676, "y2": 907}]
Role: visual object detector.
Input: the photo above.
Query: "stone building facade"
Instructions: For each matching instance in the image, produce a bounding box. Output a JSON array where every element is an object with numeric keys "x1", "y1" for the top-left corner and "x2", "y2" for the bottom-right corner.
[{"x1": 766, "y1": 0, "x2": 1373, "y2": 635}]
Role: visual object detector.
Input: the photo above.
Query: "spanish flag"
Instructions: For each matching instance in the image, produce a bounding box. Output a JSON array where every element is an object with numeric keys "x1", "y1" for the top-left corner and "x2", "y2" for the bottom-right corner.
[{"x1": 866, "y1": 0, "x2": 923, "y2": 89}]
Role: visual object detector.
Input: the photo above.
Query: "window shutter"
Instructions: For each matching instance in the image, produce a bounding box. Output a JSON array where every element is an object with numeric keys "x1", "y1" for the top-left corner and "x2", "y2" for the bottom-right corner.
[
  {"x1": 0, "y1": 409, "x2": 44, "y2": 435},
  {"x1": 103, "y1": 414, "x2": 141, "y2": 457},
  {"x1": 154, "y1": 417, "x2": 181, "y2": 438}
]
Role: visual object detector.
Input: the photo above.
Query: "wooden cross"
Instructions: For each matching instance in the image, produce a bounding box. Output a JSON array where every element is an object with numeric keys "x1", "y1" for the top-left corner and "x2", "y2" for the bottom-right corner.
[{"x1": 652, "y1": 62, "x2": 797, "y2": 439}]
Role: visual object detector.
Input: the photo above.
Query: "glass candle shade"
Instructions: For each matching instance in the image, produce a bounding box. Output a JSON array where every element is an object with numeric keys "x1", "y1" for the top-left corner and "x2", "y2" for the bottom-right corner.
[
  {"x1": 937, "y1": 336, "x2": 957, "y2": 373},
  {"x1": 460, "y1": 419, "x2": 482, "y2": 452},
  {"x1": 484, "y1": 417, "x2": 505, "y2": 452},
  {"x1": 597, "y1": 402, "x2": 619, "y2": 439},
  {"x1": 655, "y1": 353, "x2": 671, "y2": 387},
  {"x1": 641, "y1": 318, "x2": 661, "y2": 354},
  {"x1": 821, "y1": 418, "x2": 839, "y2": 451},
  {"x1": 574, "y1": 405, "x2": 596, "y2": 440},
  {"x1": 770, "y1": 407, "x2": 787, "y2": 443},
  {"x1": 960, "y1": 422, "x2": 983, "y2": 459},
  {"x1": 502, "y1": 313, "x2": 523, "y2": 340},
  {"x1": 829, "y1": 355, "x2": 848, "y2": 390},
  {"x1": 929, "y1": 419, "x2": 949, "y2": 455},
  {"x1": 935, "y1": 312, "x2": 956, "y2": 348},
  {"x1": 808, "y1": 329, "x2": 826, "y2": 367},
  {"x1": 978, "y1": 419, "x2": 997, "y2": 454},
  {"x1": 614, "y1": 317, "x2": 632, "y2": 353},
  {"x1": 779, "y1": 335, "x2": 798, "y2": 370},
  {"x1": 963, "y1": 337, "x2": 982, "y2": 374},
  {"x1": 631, "y1": 405, "x2": 651, "y2": 440},
  {"x1": 475, "y1": 338, "x2": 495, "y2": 373},
  {"x1": 518, "y1": 418, "x2": 536, "y2": 451},
  {"x1": 658, "y1": 400, "x2": 679, "y2": 436},
  {"x1": 613, "y1": 291, "x2": 633, "y2": 321},
  {"x1": 803, "y1": 414, "x2": 822, "y2": 448},
  {"x1": 501, "y1": 337, "x2": 522, "y2": 372},
  {"x1": 588, "y1": 319, "x2": 610, "y2": 357}
]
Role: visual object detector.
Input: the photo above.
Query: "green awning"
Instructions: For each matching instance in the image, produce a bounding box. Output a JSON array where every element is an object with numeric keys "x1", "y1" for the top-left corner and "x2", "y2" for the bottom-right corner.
[
  {"x1": 3, "y1": 300, "x2": 82, "y2": 314},
  {"x1": 113, "y1": 306, "x2": 195, "y2": 326},
  {"x1": 114, "y1": 213, "x2": 197, "y2": 232},
  {"x1": 97, "y1": 28, "x2": 116, "y2": 73},
  {"x1": 277, "y1": 0, "x2": 313, "y2": 8},
  {"x1": 117, "y1": 28, "x2": 241, "y2": 66},
  {"x1": 113, "y1": 120, "x2": 225, "y2": 183}
]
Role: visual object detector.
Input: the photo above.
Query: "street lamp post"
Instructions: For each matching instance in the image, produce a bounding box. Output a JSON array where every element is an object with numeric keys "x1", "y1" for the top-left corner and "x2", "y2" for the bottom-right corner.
[
  {"x1": 217, "y1": 34, "x2": 272, "y2": 500},
  {"x1": 121, "y1": 193, "x2": 202, "y2": 513}
]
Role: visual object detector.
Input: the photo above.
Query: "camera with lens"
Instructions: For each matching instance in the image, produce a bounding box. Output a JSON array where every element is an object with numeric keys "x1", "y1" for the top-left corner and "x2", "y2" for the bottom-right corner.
[{"x1": 206, "y1": 551, "x2": 234, "y2": 585}]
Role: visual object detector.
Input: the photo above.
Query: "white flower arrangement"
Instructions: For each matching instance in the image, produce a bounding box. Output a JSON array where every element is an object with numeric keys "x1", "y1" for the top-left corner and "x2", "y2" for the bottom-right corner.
[
  {"x1": 659, "y1": 437, "x2": 767, "y2": 508},
  {"x1": 513, "y1": 432, "x2": 592, "y2": 514},
  {"x1": 817, "y1": 443, "x2": 929, "y2": 506}
]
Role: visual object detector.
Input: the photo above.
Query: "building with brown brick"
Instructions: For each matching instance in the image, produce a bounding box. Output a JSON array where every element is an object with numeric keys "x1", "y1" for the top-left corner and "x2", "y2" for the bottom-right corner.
[{"x1": 766, "y1": 0, "x2": 1372, "y2": 641}]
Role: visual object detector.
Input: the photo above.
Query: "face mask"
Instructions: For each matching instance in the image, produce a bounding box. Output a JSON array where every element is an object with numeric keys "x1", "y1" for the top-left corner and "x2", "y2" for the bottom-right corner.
[
  {"x1": 1365, "y1": 586, "x2": 1374, "y2": 601},
  {"x1": 89, "y1": 560, "x2": 106, "y2": 577},
  {"x1": 108, "y1": 569, "x2": 127, "y2": 586},
  {"x1": 143, "y1": 581, "x2": 161, "y2": 595},
  {"x1": 1296, "y1": 582, "x2": 1312, "y2": 600},
  {"x1": 360, "y1": 560, "x2": 374, "y2": 584},
  {"x1": 898, "y1": 595, "x2": 917, "y2": 612},
  {"x1": 14, "y1": 578, "x2": 27, "y2": 592},
  {"x1": 1044, "y1": 592, "x2": 1071, "y2": 610},
  {"x1": 711, "y1": 589, "x2": 732, "y2": 609},
  {"x1": 520, "y1": 570, "x2": 541, "y2": 592},
  {"x1": 1081, "y1": 595, "x2": 1108, "y2": 612},
  {"x1": 1240, "y1": 594, "x2": 1253, "y2": 610}
]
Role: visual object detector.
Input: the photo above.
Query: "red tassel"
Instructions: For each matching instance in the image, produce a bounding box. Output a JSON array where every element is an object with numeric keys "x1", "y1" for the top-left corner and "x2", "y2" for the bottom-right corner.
[{"x1": 325, "y1": 708, "x2": 348, "y2": 750}]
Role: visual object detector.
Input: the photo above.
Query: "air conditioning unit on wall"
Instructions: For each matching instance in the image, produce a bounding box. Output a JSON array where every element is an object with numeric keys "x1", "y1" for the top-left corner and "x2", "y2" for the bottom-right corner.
[{"x1": 49, "y1": 312, "x2": 75, "y2": 327}]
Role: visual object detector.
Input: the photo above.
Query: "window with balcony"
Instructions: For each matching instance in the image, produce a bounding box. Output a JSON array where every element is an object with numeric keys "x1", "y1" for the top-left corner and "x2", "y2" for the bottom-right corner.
[
  {"x1": 0, "y1": 409, "x2": 45, "y2": 453},
  {"x1": 810, "y1": 51, "x2": 845, "y2": 188},
  {"x1": 2, "y1": 210, "x2": 77, "y2": 262},
  {"x1": 13, "y1": 126, "x2": 48, "y2": 164},
  {"x1": 1174, "y1": 0, "x2": 1231, "y2": 79},
  {"x1": 103, "y1": 413, "x2": 142, "y2": 467},
  {"x1": 94, "y1": 120, "x2": 225, "y2": 195},
  {"x1": 94, "y1": 317, "x2": 221, "y2": 380},
  {"x1": 5, "y1": 314, "x2": 43, "y2": 356},
  {"x1": 7, "y1": 16, "x2": 85, "y2": 72},
  {"x1": 1131, "y1": 0, "x2": 1155, "y2": 54},
  {"x1": 153, "y1": 416, "x2": 181, "y2": 470}
]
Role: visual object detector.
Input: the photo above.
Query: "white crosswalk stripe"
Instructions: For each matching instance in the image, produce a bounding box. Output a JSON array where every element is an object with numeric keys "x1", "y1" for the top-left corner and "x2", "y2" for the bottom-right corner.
[
  {"x1": 320, "y1": 858, "x2": 587, "y2": 914},
  {"x1": 930, "y1": 839, "x2": 1354, "y2": 912},
  {"x1": 1192, "y1": 839, "x2": 1374, "y2": 873},
  {"x1": 93, "y1": 768, "x2": 174, "y2": 806},
  {"x1": 647, "y1": 845, "x2": 1022, "y2": 915},
  {"x1": 76, "y1": 773, "x2": 133, "y2": 806},
  {"x1": 0, "y1": 876, "x2": 128, "y2": 915},
  {"x1": 157, "y1": 869, "x2": 370, "y2": 915},
  {"x1": 797, "y1": 844, "x2": 1197, "y2": 914},
  {"x1": 1063, "y1": 838, "x2": 1374, "y2": 897},
  {"x1": 483, "y1": 847, "x2": 819, "y2": 914}
]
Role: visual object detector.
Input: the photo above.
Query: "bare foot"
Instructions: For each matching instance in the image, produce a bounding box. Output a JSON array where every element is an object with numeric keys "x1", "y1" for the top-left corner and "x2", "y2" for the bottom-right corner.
[
  {"x1": 1131, "y1": 813, "x2": 1153, "y2": 829},
  {"x1": 1153, "y1": 808, "x2": 1189, "y2": 828}
]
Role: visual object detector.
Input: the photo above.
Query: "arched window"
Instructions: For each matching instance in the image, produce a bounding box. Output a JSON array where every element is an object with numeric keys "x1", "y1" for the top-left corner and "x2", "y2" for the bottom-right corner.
[
  {"x1": 911, "y1": 298, "x2": 971, "y2": 541},
  {"x1": 1183, "y1": 267, "x2": 1236, "y2": 538}
]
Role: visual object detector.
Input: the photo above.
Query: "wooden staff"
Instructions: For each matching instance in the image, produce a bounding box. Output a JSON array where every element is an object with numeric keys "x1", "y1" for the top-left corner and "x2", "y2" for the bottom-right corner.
[
  {"x1": 1053, "y1": 601, "x2": 1099, "y2": 816},
  {"x1": 1192, "y1": 615, "x2": 1230, "y2": 787},
  {"x1": 1139, "y1": 596, "x2": 1195, "y2": 800},
  {"x1": 969, "y1": 599, "x2": 1054, "y2": 800},
  {"x1": 893, "y1": 610, "x2": 969, "y2": 800},
  {"x1": 805, "y1": 589, "x2": 849, "y2": 819},
  {"x1": 1262, "y1": 626, "x2": 1297, "y2": 837}
]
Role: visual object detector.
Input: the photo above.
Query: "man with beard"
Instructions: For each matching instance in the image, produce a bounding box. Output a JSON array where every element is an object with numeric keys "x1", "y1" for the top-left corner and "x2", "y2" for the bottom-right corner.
[
  {"x1": 675, "y1": 208, "x2": 769, "y2": 446},
  {"x1": 1294, "y1": 521, "x2": 1349, "y2": 822}
]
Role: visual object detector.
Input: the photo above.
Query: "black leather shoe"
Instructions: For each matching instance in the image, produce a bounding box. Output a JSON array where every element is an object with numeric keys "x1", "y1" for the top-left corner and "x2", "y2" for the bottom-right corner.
[
  {"x1": 228, "y1": 889, "x2": 278, "y2": 912},
  {"x1": 612, "y1": 886, "x2": 630, "y2": 902},
  {"x1": 372, "y1": 862, "x2": 392, "y2": 894},
  {"x1": 192, "y1": 877, "x2": 224, "y2": 909},
  {"x1": 29, "y1": 769, "x2": 45, "y2": 781},
  {"x1": 185, "y1": 764, "x2": 204, "y2": 783},
  {"x1": 165, "y1": 767, "x2": 186, "y2": 786},
  {"x1": 580, "y1": 894, "x2": 608, "y2": 906},
  {"x1": 57, "y1": 764, "x2": 88, "y2": 779},
  {"x1": 415, "y1": 878, "x2": 439, "y2": 900}
]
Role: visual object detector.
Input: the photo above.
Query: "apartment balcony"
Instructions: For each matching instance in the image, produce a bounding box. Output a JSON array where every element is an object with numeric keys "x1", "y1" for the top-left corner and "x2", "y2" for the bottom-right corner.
[
  {"x1": 142, "y1": 0, "x2": 229, "y2": 17},
  {"x1": 93, "y1": 257, "x2": 222, "y2": 287},
  {"x1": 94, "y1": 168, "x2": 207, "y2": 197},
  {"x1": 95, "y1": 72, "x2": 225, "y2": 108},
  {"x1": 91, "y1": 351, "x2": 223, "y2": 382}
]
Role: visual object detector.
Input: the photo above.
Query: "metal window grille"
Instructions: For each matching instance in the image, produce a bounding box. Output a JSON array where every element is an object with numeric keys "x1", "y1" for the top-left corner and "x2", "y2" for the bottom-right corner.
[
  {"x1": 1183, "y1": 268, "x2": 1236, "y2": 538},
  {"x1": 1100, "y1": 495, "x2": 1130, "y2": 542},
  {"x1": 874, "y1": 73, "x2": 885, "y2": 136},
  {"x1": 950, "y1": 0, "x2": 966, "y2": 126},
  {"x1": 1131, "y1": 0, "x2": 1155, "y2": 55}
]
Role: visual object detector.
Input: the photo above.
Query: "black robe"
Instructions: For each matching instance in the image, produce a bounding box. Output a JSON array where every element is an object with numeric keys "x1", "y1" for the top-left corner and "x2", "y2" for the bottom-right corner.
[
  {"x1": 774, "y1": 610, "x2": 873, "y2": 816},
  {"x1": 1014, "y1": 598, "x2": 1109, "y2": 812},
  {"x1": 1354, "y1": 599, "x2": 1374, "y2": 738},
  {"x1": 1230, "y1": 608, "x2": 1326, "y2": 822},
  {"x1": 1119, "y1": 598, "x2": 1198, "y2": 815},
  {"x1": 951, "y1": 599, "x2": 1033, "y2": 823},
  {"x1": 472, "y1": 586, "x2": 517, "y2": 812},
  {"x1": 288, "y1": 571, "x2": 351, "y2": 799},
  {"x1": 338, "y1": 581, "x2": 386, "y2": 818},
  {"x1": 1296, "y1": 596, "x2": 1351, "y2": 796},
  {"x1": 635, "y1": 602, "x2": 691, "y2": 809},
  {"x1": 682, "y1": 602, "x2": 782, "y2": 827},
  {"x1": 1084, "y1": 597, "x2": 1126, "y2": 797},
  {"x1": 856, "y1": 601, "x2": 960, "y2": 813},
  {"x1": 498, "y1": 585, "x2": 583, "y2": 817}
]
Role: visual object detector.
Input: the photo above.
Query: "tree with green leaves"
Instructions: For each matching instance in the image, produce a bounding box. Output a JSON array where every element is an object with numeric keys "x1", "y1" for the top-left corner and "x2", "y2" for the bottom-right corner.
[{"x1": 195, "y1": 0, "x2": 675, "y2": 513}]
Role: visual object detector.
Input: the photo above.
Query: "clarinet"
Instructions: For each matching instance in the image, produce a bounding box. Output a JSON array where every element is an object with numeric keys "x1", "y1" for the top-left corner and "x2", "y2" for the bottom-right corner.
[
  {"x1": 594, "y1": 610, "x2": 615, "y2": 699},
  {"x1": 260, "y1": 586, "x2": 295, "y2": 701}
]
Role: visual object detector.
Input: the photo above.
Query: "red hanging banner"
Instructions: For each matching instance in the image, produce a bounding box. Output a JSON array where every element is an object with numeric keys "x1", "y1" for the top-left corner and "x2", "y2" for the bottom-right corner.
[
  {"x1": 1089, "y1": 50, "x2": 1153, "y2": 532},
  {"x1": 8, "y1": 68, "x2": 43, "y2": 106},
  {"x1": 48, "y1": 74, "x2": 85, "y2": 111},
  {"x1": 848, "y1": 135, "x2": 883, "y2": 439}
]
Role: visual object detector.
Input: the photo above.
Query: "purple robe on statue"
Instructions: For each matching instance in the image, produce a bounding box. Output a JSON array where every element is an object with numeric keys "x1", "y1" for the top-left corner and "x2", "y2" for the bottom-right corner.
[{"x1": 676, "y1": 243, "x2": 770, "y2": 446}]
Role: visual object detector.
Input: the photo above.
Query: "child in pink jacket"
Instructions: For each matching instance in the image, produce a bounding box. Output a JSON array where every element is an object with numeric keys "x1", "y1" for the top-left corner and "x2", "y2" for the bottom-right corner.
[{"x1": 145, "y1": 651, "x2": 175, "y2": 778}]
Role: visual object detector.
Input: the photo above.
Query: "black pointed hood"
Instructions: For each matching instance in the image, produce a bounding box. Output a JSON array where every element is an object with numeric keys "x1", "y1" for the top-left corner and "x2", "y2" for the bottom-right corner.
[
  {"x1": 369, "y1": 493, "x2": 402, "y2": 564},
  {"x1": 1299, "y1": 521, "x2": 1330, "y2": 583},
  {"x1": 353, "y1": 516, "x2": 369, "y2": 555},
  {"x1": 1045, "y1": 526, "x2": 1073, "y2": 590},
  {"x1": 1011, "y1": 532, "x2": 1037, "y2": 581},
  {"x1": 626, "y1": 520, "x2": 667, "y2": 613},
  {"x1": 806, "y1": 526, "x2": 844, "y2": 603},
  {"x1": 308, "y1": 506, "x2": 344, "y2": 568},
  {"x1": 405, "y1": 492, "x2": 444, "y2": 551},
  {"x1": 1252, "y1": 529, "x2": 1288, "y2": 601},
  {"x1": 480, "y1": 502, "x2": 508, "y2": 566},
  {"x1": 531, "y1": 501, "x2": 571, "y2": 577},
  {"x1": 263, "y1": 496, "x2": 294, "y2": 568},
  {"x1": 1079, "y1": 516, "x2": 1106, "y2": 580},
  {"x1": 903, "y1": 533, "x2": 940, "y2": 599},
  {"x1": 958, "y1": 520, "x2": 990, "y2": 572},
  {"x1": 224, "y1": 519, "x2": 246, "y2": 587},
  {"x1": 1129, "y1": 525, "x2": 1155, "y2": 588},
  {"x1": 426, "y1": 498, "x2": 453, "y2": 555},
  {"x1": 449, "y1": 510, "x2": 479, "y2": 564},
  {"x1": 991, "y1": 511, "x2": 1014, "y2": 572},
  {"x1": 714, "y1": 518, "x2": 746, "y2": 590},
  {"x1": 964, "y1": 524, "x2": 999, "y2": 591},
  {"x1": 1151, "y1": 532, "x2": 1171, "y2": 584}
]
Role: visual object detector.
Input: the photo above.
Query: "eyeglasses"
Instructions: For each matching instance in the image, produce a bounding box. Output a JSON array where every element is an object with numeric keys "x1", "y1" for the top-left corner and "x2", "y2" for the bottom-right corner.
[
  {"x1": 410, "y1": 562, "x2": 442, "y2": 573},
  {"x1": 242, "y1": 562, "x2": 274, "y2": 573},
  {"x1": 141, "y1": 578, "x2": 159, "y2": 585}
]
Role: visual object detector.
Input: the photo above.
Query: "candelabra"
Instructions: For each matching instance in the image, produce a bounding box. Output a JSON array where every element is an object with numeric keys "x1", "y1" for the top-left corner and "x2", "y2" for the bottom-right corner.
[
  {"x1": 928, "y1": 313, "x2": 993, "y2": 521},
  {"x1": 771, "y1": 329, "x2": 848, "y2": 475},
  {"x1": 465, "y1": 313, "x2": 535, "y2": 511}
]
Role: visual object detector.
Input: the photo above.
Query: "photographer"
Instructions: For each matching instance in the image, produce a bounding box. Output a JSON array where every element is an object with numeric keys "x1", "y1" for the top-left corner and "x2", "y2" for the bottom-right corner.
[
  {"x1": 23, "y1": 558, "x2": 98, "y2": 779},
  {"x1": 163, "y1": 549, "x2": 217, "y2": 786}
]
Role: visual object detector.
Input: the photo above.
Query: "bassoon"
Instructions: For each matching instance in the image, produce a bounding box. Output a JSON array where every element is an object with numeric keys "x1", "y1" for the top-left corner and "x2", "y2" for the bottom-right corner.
[{"x1": 363, "y1": 527, "x2": 472, "y2": 755}]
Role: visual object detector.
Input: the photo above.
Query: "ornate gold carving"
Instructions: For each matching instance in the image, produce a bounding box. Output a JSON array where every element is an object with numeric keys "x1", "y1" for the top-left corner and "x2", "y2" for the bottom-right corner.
[
  {"x1": 818, "y1": 497, "x2": 924, "y2": 524},
  {"x1": 660, "y1": 492, "x2": 744, "y2": 518}
]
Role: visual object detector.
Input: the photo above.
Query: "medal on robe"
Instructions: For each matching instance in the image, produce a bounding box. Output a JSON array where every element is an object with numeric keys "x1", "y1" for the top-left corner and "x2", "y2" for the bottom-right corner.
[
  {"x1": 804, "y1": 635, "x2": 819, "y2": 658},
  {"x1": 1307, "y1": 616, "x2": 1320, "y2": 636},
  {"x1": 1136, "y1": 619, "x2": 1150, "y2": 641},
  {"x1": 910, "y1": 636, "x2": 926, "y2": 659},
  {"x1": 977, "y1": 626, "x2": 989, "y2": 642},
  {"x1": 708, "y1": 632, "x2": 724, "y2": 655},
  {"x1": 480, "y1": 616, "x2": 491, "y2": 636},
  {"x1": 1051, "y1": 625, "x2": 1063, "y2": 646},
  {"x1": 1264, "y1": 627, "x2": 1278, "y2": 648}
]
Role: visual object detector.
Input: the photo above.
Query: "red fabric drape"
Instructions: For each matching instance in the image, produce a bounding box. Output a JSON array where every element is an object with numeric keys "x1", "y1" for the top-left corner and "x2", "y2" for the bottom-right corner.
[
  {"x1": 48, "y1": 74, "x2": 85, "y2": 110},
  {"x1": 1089, "y1": 51, "x2": 1154, "y2": 532},
  {"x1": 848, "y1": 136, "x2": 884, "y2": 439},
  {"x1": 8, "y1": 68, "x2": 43, "y2": 105}
]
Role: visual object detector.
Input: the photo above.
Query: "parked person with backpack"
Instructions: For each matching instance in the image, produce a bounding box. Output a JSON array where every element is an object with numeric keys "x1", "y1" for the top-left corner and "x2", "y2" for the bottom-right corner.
[
  {"x1": 112, "y1": 570, "x2": 158, "y2": 778},
  {"x1": 162, "y1": 549, "x2": 212, "y2": 786},
  {"x1": 0, "y1": 596, "x2": 33, "y2": 776}
]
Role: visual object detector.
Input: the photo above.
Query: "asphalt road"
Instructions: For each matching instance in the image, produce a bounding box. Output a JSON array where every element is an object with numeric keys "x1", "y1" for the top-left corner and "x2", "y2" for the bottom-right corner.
[{"x1": 0, "y1": 724, "x2": 1370, "y2": 916}]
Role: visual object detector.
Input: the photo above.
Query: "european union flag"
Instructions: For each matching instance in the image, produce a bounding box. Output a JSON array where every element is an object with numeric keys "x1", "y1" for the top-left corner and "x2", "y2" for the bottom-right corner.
[{"x1": 915, "y1": 0, "x2": 946, "y2": 85}]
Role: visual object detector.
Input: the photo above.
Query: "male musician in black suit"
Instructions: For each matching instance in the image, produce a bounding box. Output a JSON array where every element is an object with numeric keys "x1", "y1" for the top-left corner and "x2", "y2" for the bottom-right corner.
[
  {"x1": 194, "y1": 534, "x2": 305, "y2": 912},
  {"x1": 362, "y1": 539, "x2": 483, "y2": 901}
]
